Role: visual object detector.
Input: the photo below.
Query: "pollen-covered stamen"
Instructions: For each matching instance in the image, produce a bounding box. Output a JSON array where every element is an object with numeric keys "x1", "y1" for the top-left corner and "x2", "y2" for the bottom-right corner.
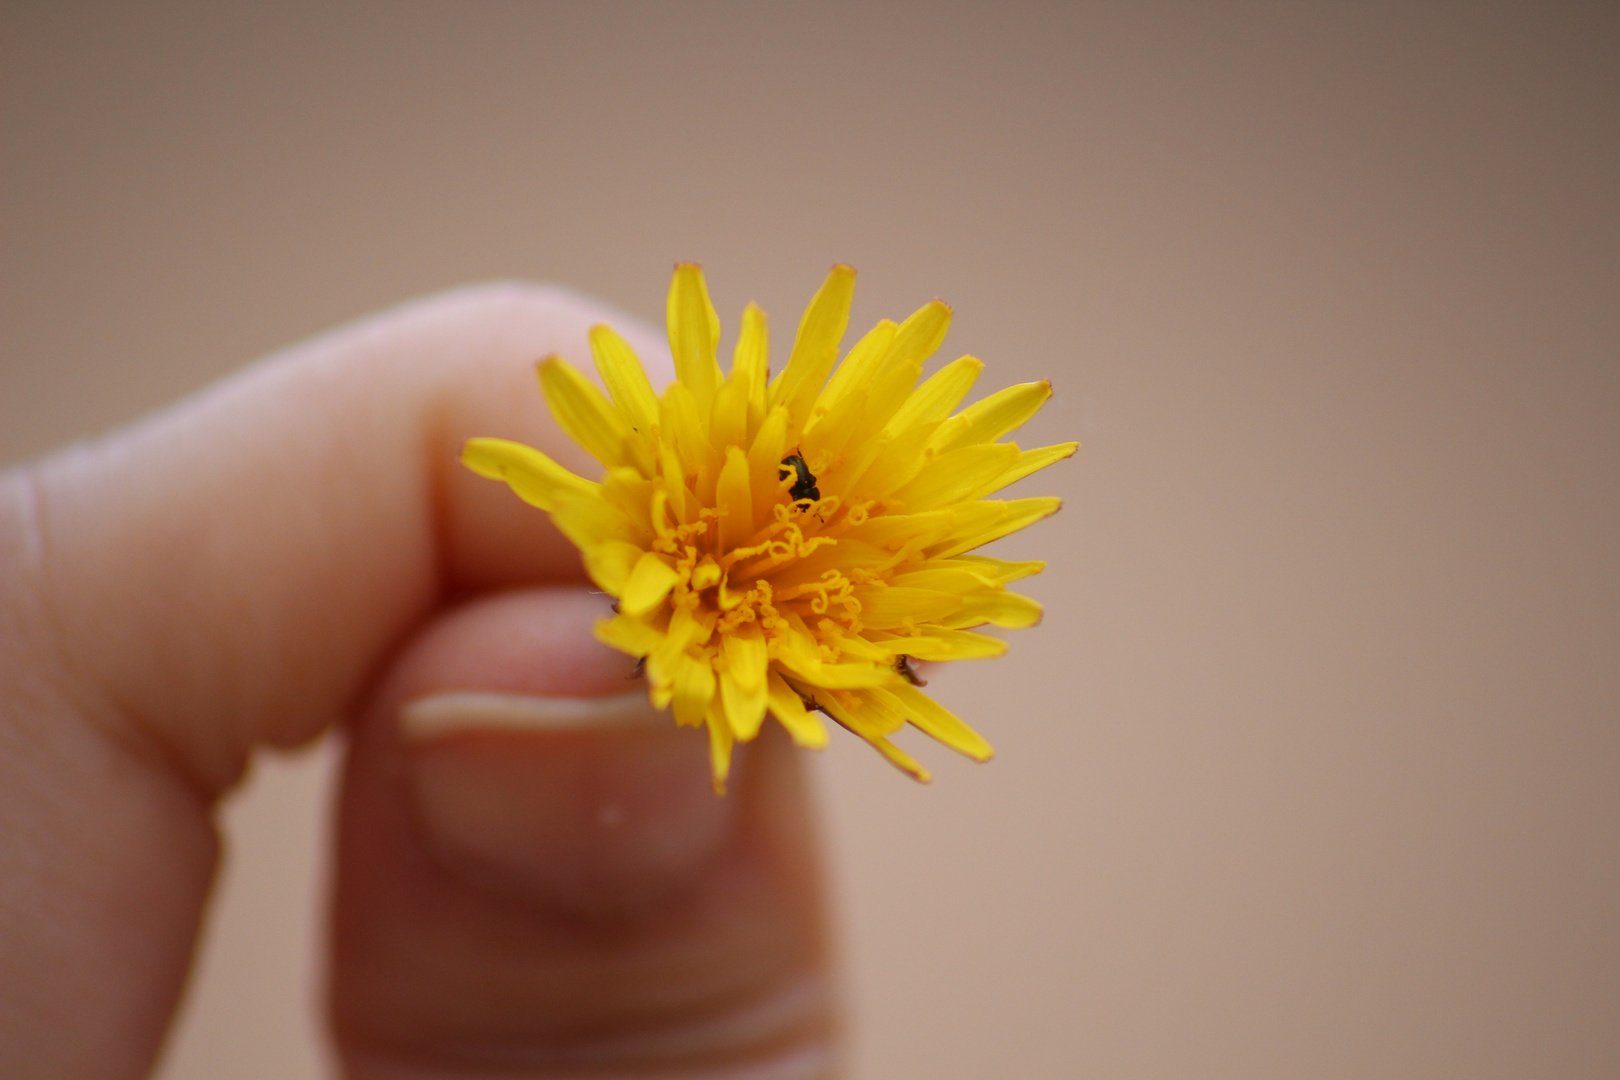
[
  {"x1": 728, "y1": 514, "x2": 839, "y2": 579},
  {"x1": 797, "y1": 493, "x2": 842, "y2": 526},
  {"x1": 776, "y1": 569, "x2": 863, "y2": 635},
  {"x1": 716, "y1": 513, "x2": 802, "y2": 572},
  {"x1": 713, "y1": 577, "x2": 792, "y2": 660},
  {"x1": 651, "y1": 506, "x2": 710, "y2": 556},
  {"x1": 836, "y1": 499, "x2": 876, "y2": 530}
]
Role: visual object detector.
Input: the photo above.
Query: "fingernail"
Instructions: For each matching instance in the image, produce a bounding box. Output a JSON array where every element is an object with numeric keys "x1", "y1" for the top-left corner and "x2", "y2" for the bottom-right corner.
[
  {"x1": 399, "y1": 691, "x2": 738, "y2": 912},
  {"x1": 400, "y1": 690, "x2": 673, "y2": 739}
]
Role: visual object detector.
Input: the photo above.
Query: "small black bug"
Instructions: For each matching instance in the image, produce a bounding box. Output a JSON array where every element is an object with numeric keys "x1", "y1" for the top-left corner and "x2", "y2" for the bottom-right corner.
[
  {"x1": 793, "y1": 684, "x2": 831, "y2": 717},
  {"x1": 779, "y1": 453, "x2": 820, "y2": 503}
]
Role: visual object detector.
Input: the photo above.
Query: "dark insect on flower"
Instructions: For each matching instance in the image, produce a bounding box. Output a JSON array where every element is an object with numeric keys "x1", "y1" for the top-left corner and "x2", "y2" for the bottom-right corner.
[
  {"x1": 630, "y1": 655, "x2": 646, "y2": 679},
  {"x1": 793, "y1": 682, "x2": 830, "y2": 716},
  {"x1": 778, "y1": 453, "x2": 820, "y2": 503},
  {"x1": 895, "y1": 655, "x2": 927, "y2": 687}
]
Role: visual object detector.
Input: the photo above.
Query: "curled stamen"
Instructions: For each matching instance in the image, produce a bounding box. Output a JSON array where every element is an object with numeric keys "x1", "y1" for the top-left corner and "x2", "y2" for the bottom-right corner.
[
  {"x1": 797, "y1": 535, "x2": 837, "y2": 559},
  {"x1": 731, "y1": 525, "x2": 840, "y2": 580},
  {"x1": 718, "y1": 534, "x2": 779, "y2": 571}
]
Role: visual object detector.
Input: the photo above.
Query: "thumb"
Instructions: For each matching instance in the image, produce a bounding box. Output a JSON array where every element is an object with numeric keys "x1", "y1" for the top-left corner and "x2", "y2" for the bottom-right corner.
[{"x1": 331, "y1": 585, "x2": 832, "y2": 1078}]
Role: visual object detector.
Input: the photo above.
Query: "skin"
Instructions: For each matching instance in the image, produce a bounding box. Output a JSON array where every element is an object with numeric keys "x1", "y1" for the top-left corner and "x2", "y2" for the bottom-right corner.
[{"x1": 0, "y1": 284, "x2": 834, "y2": 1079}]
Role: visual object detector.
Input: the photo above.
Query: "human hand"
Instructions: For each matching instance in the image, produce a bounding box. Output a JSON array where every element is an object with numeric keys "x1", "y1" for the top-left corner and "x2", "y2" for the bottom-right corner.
[{"x1": 0, "y1": 285, "x2": 832, "y2": 1079}]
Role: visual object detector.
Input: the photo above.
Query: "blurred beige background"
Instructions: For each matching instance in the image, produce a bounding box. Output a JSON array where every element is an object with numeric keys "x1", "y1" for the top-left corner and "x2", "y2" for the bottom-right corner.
[{"x1": 4, "y1": 2, "x2": 1618, "y2": 1077}]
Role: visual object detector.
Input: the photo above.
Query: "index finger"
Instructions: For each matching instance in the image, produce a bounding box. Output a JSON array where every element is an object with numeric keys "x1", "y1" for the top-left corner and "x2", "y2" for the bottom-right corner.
[{"x1": 19, "y1": 282, "x2": 672, "y2": 791}]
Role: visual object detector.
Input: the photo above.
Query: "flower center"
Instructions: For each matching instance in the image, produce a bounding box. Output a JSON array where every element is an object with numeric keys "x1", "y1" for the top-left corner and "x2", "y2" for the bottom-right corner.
[{"x1": 649, "y1": 478, "x2": 886, "y2": 663}]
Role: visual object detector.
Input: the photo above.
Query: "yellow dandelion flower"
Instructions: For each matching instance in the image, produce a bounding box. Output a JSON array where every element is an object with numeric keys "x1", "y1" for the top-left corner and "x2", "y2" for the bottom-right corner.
[{"x1": 463, "y1": 264, "x2": 1075, "y2": 792}]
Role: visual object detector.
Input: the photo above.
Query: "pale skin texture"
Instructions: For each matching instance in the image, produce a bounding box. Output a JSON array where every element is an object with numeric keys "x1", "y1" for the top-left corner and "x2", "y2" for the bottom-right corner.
[{"x1": 0, "y1": 285, "x2": 833, "y2": 1079}]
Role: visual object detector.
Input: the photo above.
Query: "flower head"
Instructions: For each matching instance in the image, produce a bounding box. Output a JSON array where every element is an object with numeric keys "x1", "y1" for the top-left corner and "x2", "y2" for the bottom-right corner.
[{"x1": 463, "y1": 265, "x2": 1074, "y2": 791}]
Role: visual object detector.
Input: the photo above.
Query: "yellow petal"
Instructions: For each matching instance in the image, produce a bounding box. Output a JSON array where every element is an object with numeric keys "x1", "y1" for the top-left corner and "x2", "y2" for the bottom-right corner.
[
  {"x1": 770, "y1": 264, "x2": 857, "y2": 432},
  {"x1": 931, "y1": 496, "x2": 1062, "y2": 559},
  {"x1": 773, "y1": 636, "x2": 900, "y2": 688},
  {"x1": 581, "y1": 539, "x2": 643, "y2": 595},
  {"x1": 869, "y1": 736, "x2": 932, "y2": 783},
  {"x1": 719, "y1": 666, "x2": 768, "y2": 741},
  {"x1": 537, "y1": 357, "x2": 645, "y2": 472},
  {"x1": 600, "y1": 467, "x2": 657, "y2": 535},
  {"x1": 824, "y1": 323, "x2": 953, "y2": 491},
  {"x1": 647, "y1": 605, "x2": 713, "y2": 688},
  {"x1": 550, "y1": 490, "x2": 643, "y2": 552},
  {"x1": 801, "y1": 663, "x2": 902, "y2": 690},
  {"x1": 882, "y1": 299, "x2": 952, "y2": 378},
  {"x1": 460, "y1": 438, "x2": 596, "y2": 512},
  {"x1": 732, "y1": 302, "x2": 769, "y2": 434},
  {"x1": 690, "y1": 557, "x2": 720, "y2": 592},
  {"x1": 810, "y1": 689, "x2": 931, "y2": 782},
  {"x1": 656, "y1": 442, "x2": 691, "y2": 525},
  {"x1": 710, "y1": 362, "x2": 752, "y2": 453},
  {"x1": 716, "y1": 445, "x2": 754, "y2": 551},
  {"x1": 805, "y1": 318, "x2": 897, "y2": 429},
  {"x1": 671, "y1": 652, "x2": 717, "y2": 729},
  {"x1": 716, "y1": 570, "x2": 748, "y2": 612},
  {"x1": 620, "y1": 551, "x2": 679, "y2": 616},
  {"x1": 810, "y1": 687, "x2": 905, "y2": 737},
  {"x1": 766, "y1": 671, "x2": 828, "y2": 748},
  {"x1": 941, "y1": 590, "x2": 1043, "y2": 629},
  {"x1": 887, "y1": 567, "x2": 998, "y2": 594},
  {"x1": 931, "y1": 380, "x2": 1052, "y2": 452},
  {"x1": 666, "y1": 263, "x2": 722, "y2": 411},
  {"x1": 746, "y1": 405, "x2": 790, "y2": 525},
  {"x1": 706, "y1": 702, "x2": 735, "y2": 794},
  {"x1": 870, "y1": 628, "x2": 1008, "y2": 661},
  {"x1": 882, "y1": 683, "x2": 994, "y2": 761},
  {"x1": 975, "y1": 442, "x2": 1079, "y2": 500},
  {"x1": 942, "y1": 555, "x2": 1047, "y2": 583},
  {"x1": 851, "y1": 586, "x2": 965, "y2": 629},
  {"x1": 838, "y1": 506, "x2": 964, "y2": 552},
  {"x1": 799, "y1": 375, "x2": 870, "y2": 464},
  {"x1": 661, "y1": 381, "x2": 718, "y2": 504},
  {"x1": 594, "y1": 613, "x2": 663, "y2": 658},
  {"x1": 840, "y1": 431, "x2": 929, "y2": 498},
  {"x1": 883, "y1": 354, "x2": 984, "y2": 438},
  {"x1": 721, "y1": 621, "x2": 769, "y2": 690},
  {"x1": 819, "y1": 630, "x2": 893, "y2": 663},
  {"x1": 887, "y1": 442, "x2": 1020, "y2": 511},
  {"x1": 589, "y1": 323, "x2": 660, "y2": 439},
  {"x1": 845, "y1": 348, "x2": 926, "y2": 448}
]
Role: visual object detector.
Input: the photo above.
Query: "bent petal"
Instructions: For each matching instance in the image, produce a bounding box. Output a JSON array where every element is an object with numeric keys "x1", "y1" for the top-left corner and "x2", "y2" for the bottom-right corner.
[{"x1": 460, "y1": 437, "x2": 596, "y2": 512}]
